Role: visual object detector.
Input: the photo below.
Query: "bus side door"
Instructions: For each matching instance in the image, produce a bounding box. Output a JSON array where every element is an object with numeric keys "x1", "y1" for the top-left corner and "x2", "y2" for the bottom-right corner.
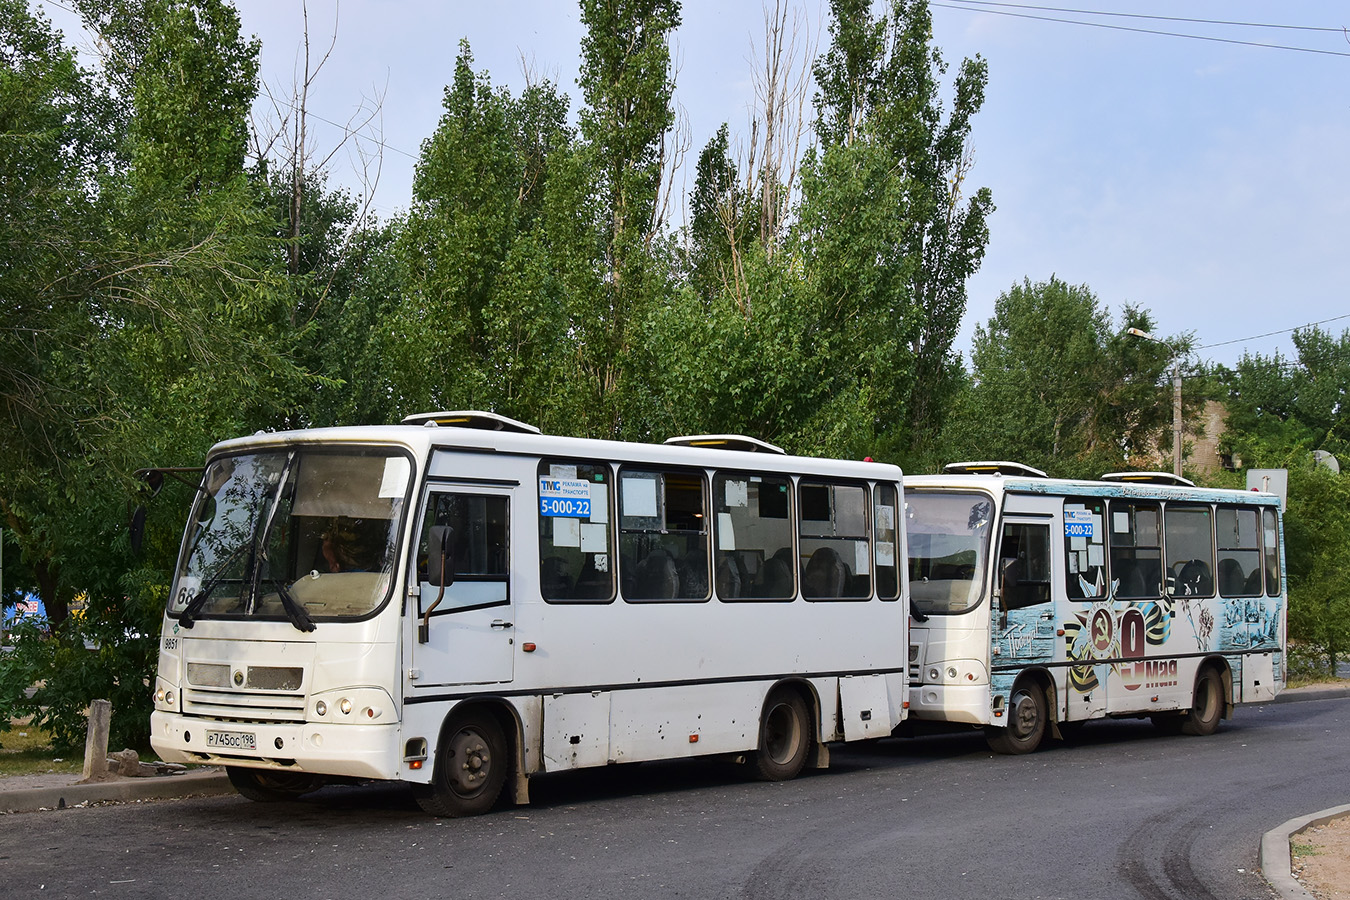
[
  {"x1": 993, "y1": 509, "x2": 1063, "y2": 714},
  {"x1": 409, "y1": 486, "x2": 515, "y2": 686},
  {"x1": 1062, "y1": 497, "x2": 1109, "y2": 722}
]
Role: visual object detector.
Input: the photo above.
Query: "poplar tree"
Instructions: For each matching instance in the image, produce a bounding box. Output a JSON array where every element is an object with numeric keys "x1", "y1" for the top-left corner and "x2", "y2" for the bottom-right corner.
[{"x1": 806, "y1": 0, "x2": 993, "y2": 463}]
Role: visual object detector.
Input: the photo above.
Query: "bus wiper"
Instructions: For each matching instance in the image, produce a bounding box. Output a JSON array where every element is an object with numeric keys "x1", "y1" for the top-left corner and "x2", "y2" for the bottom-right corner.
[
  {"x1": 179, "y1": 540, "x2": 252, "y2": 628},
  {"x1": 910, "y1": 603, "x2": 930, "y2": 623},
  {"x1": 245, "y1": 451, "x2": 295, "y2": 616},
  {"x1": 266, "y1": 577, "x2": 316, "y2": 633}
]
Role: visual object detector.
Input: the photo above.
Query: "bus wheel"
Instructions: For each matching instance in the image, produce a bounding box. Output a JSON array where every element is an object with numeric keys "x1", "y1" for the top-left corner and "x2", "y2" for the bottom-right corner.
[
  {"x1": 1180, "y1": 667, "x2": 1224, "y2": 736},
  {"x1": 226, "y1": 766, "x2": 324, "y2": 802},
  {"x1": 751, "y1": 690, "x2": 810, "y2": 781},
  {"x1": 986, "y1": 683, "x2": 1046, "y2": 754},
  {"x1": 415, "y1": 711, "x2": 508, "y2": 817}
]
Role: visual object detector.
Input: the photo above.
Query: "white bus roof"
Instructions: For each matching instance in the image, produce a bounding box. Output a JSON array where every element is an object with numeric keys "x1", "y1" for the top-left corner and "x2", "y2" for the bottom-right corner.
[
  {"x1": 905, "y1": 471, "x2": 1281, "y2": 506},
  {"x1": 205, "y1": 417, "x2": 900, "y2": 481}
]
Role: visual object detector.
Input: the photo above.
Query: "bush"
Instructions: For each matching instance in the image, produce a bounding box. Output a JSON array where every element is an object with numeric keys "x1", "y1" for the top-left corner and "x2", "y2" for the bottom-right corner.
[
  {"x1": 1286, "y1": 642, "x2": 1337, "y2": 684},
  {"x1": 0, "y1": 611, "x2": 157, "y2": 754}
]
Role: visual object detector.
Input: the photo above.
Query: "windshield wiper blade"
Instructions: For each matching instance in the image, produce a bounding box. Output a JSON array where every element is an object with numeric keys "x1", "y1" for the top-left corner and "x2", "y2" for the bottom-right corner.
[{"x1": 268, "y1": 578, "x2": 316, "y2": 633}]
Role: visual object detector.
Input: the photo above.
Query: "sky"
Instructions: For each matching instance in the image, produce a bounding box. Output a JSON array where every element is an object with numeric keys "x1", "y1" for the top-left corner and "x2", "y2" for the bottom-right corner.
[{"x1": 36, "y1": 1, "x2": 1350, "y2": 371}]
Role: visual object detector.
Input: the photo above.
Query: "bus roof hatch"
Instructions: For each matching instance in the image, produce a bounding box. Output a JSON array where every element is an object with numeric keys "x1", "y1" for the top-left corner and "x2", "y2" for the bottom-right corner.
[
  {"x1": 1100, "y1": 471, "x2": 1196, "y2": 487},
  {"x1": 401, "y1": 411, "x2": 542, "y2": 434},
  {"x1": 942, "y1": 460, "x2": 1047, "y2": 478},
  {"x1": 664, "y1": 434, "x2": 786, "y2": 454}
]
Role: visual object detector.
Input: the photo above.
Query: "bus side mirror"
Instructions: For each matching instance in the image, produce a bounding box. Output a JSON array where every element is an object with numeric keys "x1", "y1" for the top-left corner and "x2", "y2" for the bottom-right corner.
[
  {"x1": 426, "y1": 525, "x2": 455, "y2": 588},
  {"x1": 419, "y1": 525, "x2": 455, "y2": 644}
]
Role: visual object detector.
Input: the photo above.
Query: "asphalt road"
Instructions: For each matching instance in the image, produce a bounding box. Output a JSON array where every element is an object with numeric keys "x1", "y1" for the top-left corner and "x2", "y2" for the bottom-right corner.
[{"x1": 3, "y1": 697, "x2": 1346, "y2": 900}]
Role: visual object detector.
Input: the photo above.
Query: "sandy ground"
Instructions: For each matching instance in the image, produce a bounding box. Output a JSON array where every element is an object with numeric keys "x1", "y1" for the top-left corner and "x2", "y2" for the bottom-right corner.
[{"x1": 1293, "y1": 815, "x2": 1350, "y2": 900}]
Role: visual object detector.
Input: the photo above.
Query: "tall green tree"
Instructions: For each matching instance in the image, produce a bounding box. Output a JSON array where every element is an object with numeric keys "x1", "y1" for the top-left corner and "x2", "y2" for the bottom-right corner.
[
  {"x1": 1282, "y1": 462, "x2": 1350, "y2": 677},
  {"x1": 951, "y1": 276, "x2": 1183, "y2": 477},
  {"x1": 2, "y1": 0, "x2": 304, "y2": 751},
  {"x1": 1215, "y1": 326, "x2": 1350, "y2": 676},
  {"x1": 684, "y1": 124, "x2": 752, "y2": 306},
  {"x1": 1221, "y1": 326, "x2": 1350, "y2": 467},
  {"x1": 387, "y1": 43, "x2": 582, "y2": 433},
  {"x1": 573, "y1": 0, "x2": 681, "y2": 438},
  {"x1": 808, "y1": 0, "x2": 993, "y2": 463},
  {"x1": 0, "y1": 0, "x2": 112, "y2": 624}
]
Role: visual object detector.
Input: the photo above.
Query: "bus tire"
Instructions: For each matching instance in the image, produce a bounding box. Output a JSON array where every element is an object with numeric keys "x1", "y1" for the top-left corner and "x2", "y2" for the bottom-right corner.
[
  {"x1": 986, "y1": 682, "x2": 1047, "y2": 754},
  {"x1": 1180, "y1": 666, "x2": 1224, "y2": 736},
  {"x1": 751, "y1": 689, "x2": 810, "y2": 781},
  {"x1": 415, "y1": 710, "x2": 508, "y2": 817},
  {"x1": 226, "y1": 766, "x2": 324, "y2": 802}
]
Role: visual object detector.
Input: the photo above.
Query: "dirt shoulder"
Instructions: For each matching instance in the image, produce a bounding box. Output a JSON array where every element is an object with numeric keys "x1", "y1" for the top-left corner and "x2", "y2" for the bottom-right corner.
[{"x1": 1293, "y1": 815, "x2": 1350, "y2": 900}]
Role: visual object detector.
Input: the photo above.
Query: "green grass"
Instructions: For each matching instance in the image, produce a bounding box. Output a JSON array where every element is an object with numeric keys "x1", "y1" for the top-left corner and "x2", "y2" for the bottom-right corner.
[
  {"x1": 0, "y1": 719, "x2": 84, "y2": 778},
  {"x1": 1292, "y1": 841, "x2": 1319, "y2": 857},
  {"x1": 1287, "y1": 673, "x2": 1350, "y2": 689}
]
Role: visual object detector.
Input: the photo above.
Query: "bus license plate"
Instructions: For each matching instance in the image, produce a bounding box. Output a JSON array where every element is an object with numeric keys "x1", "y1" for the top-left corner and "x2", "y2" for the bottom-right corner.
[{"x1": 206, "y1": 730, "x2": 256, "y2": 751}]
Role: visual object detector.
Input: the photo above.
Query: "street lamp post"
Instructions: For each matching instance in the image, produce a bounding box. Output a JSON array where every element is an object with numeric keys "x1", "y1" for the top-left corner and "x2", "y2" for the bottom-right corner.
[{"x1": 1127, "y1": 327, "x2": 1184, "y2": 478}]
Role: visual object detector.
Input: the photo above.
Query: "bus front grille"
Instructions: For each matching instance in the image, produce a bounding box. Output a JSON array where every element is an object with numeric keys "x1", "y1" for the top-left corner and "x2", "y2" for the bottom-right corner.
[{"x1": 182, "y1": 687, "x2": 307, "y2": 723}]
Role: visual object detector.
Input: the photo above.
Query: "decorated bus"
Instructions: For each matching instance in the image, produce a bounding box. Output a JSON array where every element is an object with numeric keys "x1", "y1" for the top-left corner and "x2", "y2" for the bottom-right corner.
[{"x1": 904, "y1": 462, "x2": 1284, "y2": 753}]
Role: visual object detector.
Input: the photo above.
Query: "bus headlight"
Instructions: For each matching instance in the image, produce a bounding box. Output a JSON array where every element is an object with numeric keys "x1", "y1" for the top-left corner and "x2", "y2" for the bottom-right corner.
[
  {"x1": 308, "y1": 688, "x2": 395, "y2": 725},
  {"x1": 152, "y1": 678, "x2": 180, "y2": 711},
  {"x1": 926, "y1": 661, "x2": 987, "y2": 685}
]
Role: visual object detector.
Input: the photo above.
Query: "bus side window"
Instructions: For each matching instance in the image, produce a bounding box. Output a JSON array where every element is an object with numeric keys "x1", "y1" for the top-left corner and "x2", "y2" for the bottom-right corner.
[
  {"x1": 799, "y1": 480, "x2": 871, "y2": 600},
  {"x1": 538, "y1": 460, "x2": 614, "y2": 602},
  {"x1": 1216, "y1": 506, "x2": 1261, "y2": 597},
  {"x1": 619, "y1": 468, "x2": 710, "y2": 602},
  {"x1": 416, "y1": 492, "x2": 510, "y2": 615},
  {"x1": 1262, "y1": 507, "x2": 1282, "y2": 596},
  {"x1": 713, "y1": 472, "x2": 794, "y2": 601},
  {"x1": 1110, "y1": 502, "x2": 1162, "y2": 599},
  {"x1": 873, "y1": 483, "x2": 901, "y2": 601},
  {"x1": 1063, "y1": 499, "x2": 1105, "y2": 600},
  {"x1": 1164, "y1": 503, "x2": 1214, "y2": 598},
  {"x1": 1000, "y1": 523, "x2": 1051, "y2": 611}
]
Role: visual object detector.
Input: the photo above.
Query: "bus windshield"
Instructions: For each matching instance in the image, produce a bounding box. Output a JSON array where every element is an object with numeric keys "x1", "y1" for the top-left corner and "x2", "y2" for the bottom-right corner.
[
  {"x1": 170, "y1": 448, "x2": 411, "y2": 626},
  {"x1": 905, "y1": 490, "x2": 991, "y2": 615}
]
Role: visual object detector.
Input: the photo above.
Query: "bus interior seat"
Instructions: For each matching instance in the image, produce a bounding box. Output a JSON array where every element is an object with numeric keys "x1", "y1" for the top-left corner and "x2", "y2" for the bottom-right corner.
[
  {"x1": 715, "y1": 557, "x2": 742, "y2": 599},
  {"x1": 540, "y1": 556, "x2": 573, "y2": 598},
  {"x1": 803, "y1": 546, "x2": 848, "y2": 598},
  {"x1": 1217, "y1": 558, "x2": 1246, "y2": 596},
  {"x1": 1177, "y1": 559, "x2": 1212, "y2": 595},
  {"x1": 757, "y1": 552, "x2": 793, "y2": 598},
  {"x1": 679, "y1": 548, "x2": 709, "y2": 598},
  {"x1": 572, "y1": 557, "x2": 611, "y2": 599},
  {"x1": 1245, "y1": 568, "x2": 1265, "y2": 596},
  {"x1": 633, "y1": 549, "x2": 679, "y2": 599}
]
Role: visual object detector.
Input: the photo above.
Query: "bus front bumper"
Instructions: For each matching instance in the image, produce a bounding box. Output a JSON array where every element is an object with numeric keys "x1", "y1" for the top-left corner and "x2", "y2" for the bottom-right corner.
[
  {"x1": 150, "y1": 711, "x2": 407, "y2": 782},
  {"x1": 906, "y1": 683, "x2": 991, "y2": 726}
]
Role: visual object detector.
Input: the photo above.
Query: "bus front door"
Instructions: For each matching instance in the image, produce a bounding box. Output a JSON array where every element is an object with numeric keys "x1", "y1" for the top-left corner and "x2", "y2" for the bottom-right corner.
[{"x1": 410, "y1": 487, "x2": 515, "y2": 687}]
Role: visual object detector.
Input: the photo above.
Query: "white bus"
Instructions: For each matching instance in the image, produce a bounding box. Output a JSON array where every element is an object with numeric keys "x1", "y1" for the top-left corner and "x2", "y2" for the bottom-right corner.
[
  {"x1": 903, "y1": 462, "x2": 1285, "y2": 753},
  {"x1": 148, "y1": 413, "x2": 909, "y2": 815}
]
